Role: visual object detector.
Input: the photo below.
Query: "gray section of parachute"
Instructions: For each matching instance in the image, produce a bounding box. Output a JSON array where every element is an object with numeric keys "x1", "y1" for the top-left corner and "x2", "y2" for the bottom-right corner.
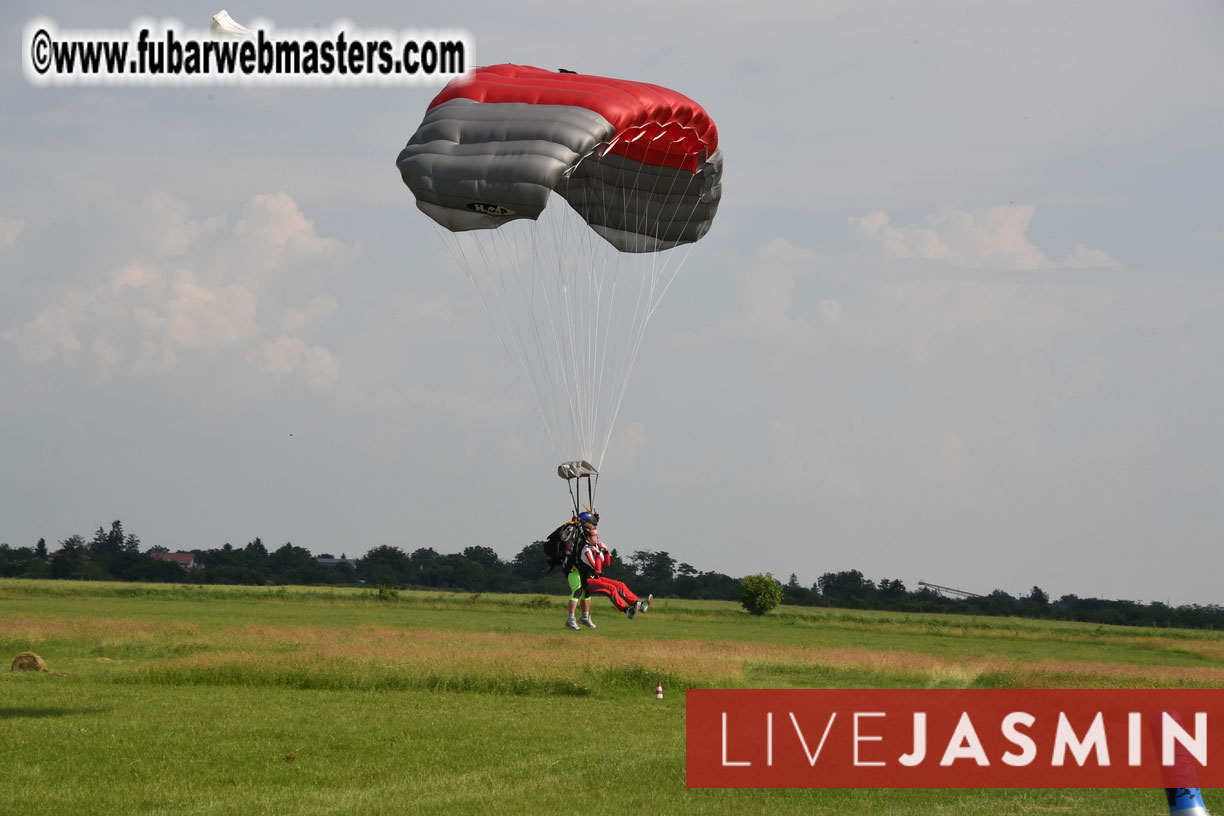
[
  {"x1": 558, "y1": 148, "x2": 722, "y2": 253},
  {"x1": 557, "y1": 460, "x2": 599, "y2": 480},
  {"x1": 396, "y1": 98, "x2": 722, "y2": 253}
]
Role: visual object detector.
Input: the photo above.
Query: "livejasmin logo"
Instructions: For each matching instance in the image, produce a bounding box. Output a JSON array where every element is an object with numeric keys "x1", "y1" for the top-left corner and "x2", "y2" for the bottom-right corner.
[
  {"x1": 686, "y1": 690, "x2": 1224, "y2": 788},
  {"x1": 718, "y1": 709, "x2": 1203, "y2": 769}
]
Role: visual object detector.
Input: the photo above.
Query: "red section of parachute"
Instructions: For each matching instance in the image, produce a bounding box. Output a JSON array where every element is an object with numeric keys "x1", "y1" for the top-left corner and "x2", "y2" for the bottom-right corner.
[{"x1": 427, "y1": 64, "x2": 718, "y2": 173}]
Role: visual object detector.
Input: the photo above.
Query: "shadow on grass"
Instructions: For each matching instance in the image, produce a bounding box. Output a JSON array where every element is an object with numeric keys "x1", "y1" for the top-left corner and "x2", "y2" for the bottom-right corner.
[{"x1": 0, "y1": 706, "x2": 109, "y2": 719}]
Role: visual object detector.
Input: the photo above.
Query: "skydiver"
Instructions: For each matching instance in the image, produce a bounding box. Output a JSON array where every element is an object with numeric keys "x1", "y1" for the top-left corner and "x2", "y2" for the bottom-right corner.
[
  {"x1": 563, "y1": 511, "x2": 596, "y2": 630},
  {"x1": 549, "y1": 511, "x2": 589, "y2": 630},
  {"x1": 574, "y1": 516, "x2": 651, "y2": 621}
]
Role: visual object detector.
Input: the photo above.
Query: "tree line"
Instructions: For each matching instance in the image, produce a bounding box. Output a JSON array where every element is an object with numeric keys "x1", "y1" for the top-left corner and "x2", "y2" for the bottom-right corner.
[{"x1": 2, "y1": 519, "x2": 1220, "y2": 630}]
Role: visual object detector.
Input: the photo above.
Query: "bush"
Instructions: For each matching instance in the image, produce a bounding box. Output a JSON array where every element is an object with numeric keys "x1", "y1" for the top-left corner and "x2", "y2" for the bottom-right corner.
[{"x1": 739, "y1": 573, "x2": 783, "y2": 615}]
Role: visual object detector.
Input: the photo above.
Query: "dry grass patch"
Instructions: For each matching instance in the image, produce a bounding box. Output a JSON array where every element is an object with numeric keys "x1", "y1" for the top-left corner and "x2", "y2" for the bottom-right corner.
[
  {"x1": 0, "y1": 617, "x2": 200, "y2": 641},
  {"x1": 119, "y1": 621, "x2": 1224, "y2": 695}
]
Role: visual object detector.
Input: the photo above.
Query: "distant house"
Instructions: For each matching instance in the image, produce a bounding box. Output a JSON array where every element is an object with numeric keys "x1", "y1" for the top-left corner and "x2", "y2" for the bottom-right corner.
[
  {"x1": 317, "y1": 557, "x2": 358, "y2": 569},
  {"x1": 150, "y1": 552, "x2": 200, "y2": 570}
]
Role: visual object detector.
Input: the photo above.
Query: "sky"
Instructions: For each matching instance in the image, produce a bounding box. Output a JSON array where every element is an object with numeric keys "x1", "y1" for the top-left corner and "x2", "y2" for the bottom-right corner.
[{"x1": 3, "y1": 1, "x2": 1222, "y2": 605}]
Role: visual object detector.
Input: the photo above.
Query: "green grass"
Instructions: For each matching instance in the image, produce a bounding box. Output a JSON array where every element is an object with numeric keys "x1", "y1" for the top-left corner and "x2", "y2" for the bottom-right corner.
[{"x1": 2, "y1": 578, "x2": 1218, "y2": 815}]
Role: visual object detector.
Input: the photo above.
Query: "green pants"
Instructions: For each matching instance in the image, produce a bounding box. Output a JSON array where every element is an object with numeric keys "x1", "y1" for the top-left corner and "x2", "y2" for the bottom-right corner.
[{"x1": 567, "y1": 568, "x2": 587, "y2": 601}]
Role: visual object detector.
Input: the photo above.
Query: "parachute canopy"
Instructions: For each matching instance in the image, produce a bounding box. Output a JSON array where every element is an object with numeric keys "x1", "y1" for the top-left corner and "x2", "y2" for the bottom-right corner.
[{"x1": 396, "y1": 64, "x2": 722, "y2": 253}]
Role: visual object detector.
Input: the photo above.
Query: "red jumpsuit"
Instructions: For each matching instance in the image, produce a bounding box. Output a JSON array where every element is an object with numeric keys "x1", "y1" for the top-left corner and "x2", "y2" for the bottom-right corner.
[{"x1": 578, "y1": 530, "x2": 639, "y2": 613}]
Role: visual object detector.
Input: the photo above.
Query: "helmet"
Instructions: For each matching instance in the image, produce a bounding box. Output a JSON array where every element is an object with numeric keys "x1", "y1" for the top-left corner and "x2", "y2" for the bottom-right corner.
[{"x1": 577, "y1": 511, "x2": 594, "y2": 524}]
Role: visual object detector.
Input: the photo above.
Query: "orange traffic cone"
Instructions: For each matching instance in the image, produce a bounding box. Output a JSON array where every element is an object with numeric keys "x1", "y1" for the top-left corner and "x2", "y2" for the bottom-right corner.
[{"x1": 655, "y1": 682, "x2": 663, "y2": 699}]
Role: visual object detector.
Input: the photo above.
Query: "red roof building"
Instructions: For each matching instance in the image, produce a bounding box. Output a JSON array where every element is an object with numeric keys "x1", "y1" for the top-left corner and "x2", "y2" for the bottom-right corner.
[{"x1": 150, "y1": 552, "x2": 199, "y2": 569}]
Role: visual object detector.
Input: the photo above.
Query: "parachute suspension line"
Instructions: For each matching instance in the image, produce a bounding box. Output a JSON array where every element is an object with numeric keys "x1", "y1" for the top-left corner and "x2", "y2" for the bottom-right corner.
[
  {"x1": 549, "y1": 202, "x2": 589, "y2": 462},
  {"x1": 526, "y1": 198, "x2": 606, "y2": 464},
  {"x1": 498, "y1": 218, "x2": 569, "y2": 454},
  {"x1": 533, "y1": 218, "x2": 576, "y2": 458},
  {"x1": 535, "y1": 208, "x2": 587, "y2": 461},
  {"x1": 584, "y1": 146, "x2": 650, "y2": 468},
  {"x1": 604, "y1": 162, "x2": 707, "y2": 460},
  {"x1": 436, "y1": 226, "x2": 555, "y2": 448},
  {"x1": 484, "y1": 220, "x2": 566, "y2": 453},
  {"x1": 430, "y1": 138, "x2": 711, "y2": 473},
  {"x1": 524, "y1": 211, "x2": 570, "y2": 456},
  {"x1": 564, "y1": 472, "x2": 597, "y2": 519},
  {"x1": 531, "y1": 211, "x2": 573, "y2": 458},
  {"x1": 584, "y1": 182, "x2": 617, "y2": 469},
  {"x1": 589, "y1": 152, "x2": 638, "y2": 471},
  {"x1": 437, "y1": 221, "x2": 572, "y2": 462},
  {"x1": 584, "y1": 222, "x2": 603, "y2": 463},
  {"x1": 593, "y1": 134, "x2": 705, "y2": 467},
  {"x1": 567, "y1": 206, "x2": 595, "y2": 460}
]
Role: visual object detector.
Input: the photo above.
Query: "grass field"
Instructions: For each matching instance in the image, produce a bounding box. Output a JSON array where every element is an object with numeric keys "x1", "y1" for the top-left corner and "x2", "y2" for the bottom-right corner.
[{"x1": 2, "y1": 579, "x2": 1219, "y2": 815}]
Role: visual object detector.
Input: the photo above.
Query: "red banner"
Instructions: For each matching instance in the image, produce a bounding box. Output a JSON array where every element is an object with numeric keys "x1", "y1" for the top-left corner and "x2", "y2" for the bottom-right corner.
[{"x1": 685, "y1": 689, "x2": 1224, "y2": 788}]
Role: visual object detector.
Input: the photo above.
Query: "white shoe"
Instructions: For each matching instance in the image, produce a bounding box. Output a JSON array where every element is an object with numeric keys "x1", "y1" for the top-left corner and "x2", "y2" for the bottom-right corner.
[
  {"x1": 565, "y1": 616, "x2": 580, "y2": 630},
  {"x1": 579, "y1": 615, "x2": 596, "y2": 629},
  {"x1": 638, "y1": 594, "x2": 653, "y2": 614}
]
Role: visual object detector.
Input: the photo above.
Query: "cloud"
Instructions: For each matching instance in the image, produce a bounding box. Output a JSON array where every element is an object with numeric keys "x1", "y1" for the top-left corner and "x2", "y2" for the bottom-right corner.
[
  {"x1": 0, "y1": 216, "x2": 27, "y2": 249},
  {"x1": 8, "y1": 292, "x2": 89, "y2": 364},
  {"x1": 130, "y1": 192, "x2": 225, "y2": 258},
  {"x1": 232, "y1": 192, "x2": 347, "y2": 269},
  {"x1": 1062, "y1": 242, "x2": 1120, "y2": 269},
  {"x1": 282, "y1": 297, "x2": 338, "y2": 335},
  {"x1": 3, "y1": 191, "x2": 352, "y2": 387},
  {"x1": 851, "y1": 206, "x2": 1117, "y2": 270},
  {"x1": 247, "y1": 334, "x2": 339, "y2": 389},
  {"x1": 162, "y1": 270, "x2": 259, "y2": 350},
  {"x1": 739, "y1": 237, "x2": 814, "y2": 320}
]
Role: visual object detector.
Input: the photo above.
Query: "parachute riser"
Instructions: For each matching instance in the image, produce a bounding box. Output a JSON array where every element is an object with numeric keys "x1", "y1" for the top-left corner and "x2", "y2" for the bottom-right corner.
[
  {"x1": 566, "y1": 472, "x2": 597, "y2": 520},
  {"x1": 558, "y1": 459, "x2": 599, "y2": 520}
]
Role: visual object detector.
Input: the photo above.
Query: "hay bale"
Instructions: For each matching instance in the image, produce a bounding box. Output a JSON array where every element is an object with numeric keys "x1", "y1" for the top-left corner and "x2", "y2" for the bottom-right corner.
[{"x1": 11, "y1": 652, "x2": 47, "y2": 672}]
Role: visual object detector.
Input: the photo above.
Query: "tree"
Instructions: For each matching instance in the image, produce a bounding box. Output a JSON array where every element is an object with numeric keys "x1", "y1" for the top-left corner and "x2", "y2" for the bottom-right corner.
[
  {"x1": 52, "y1": 534, "x2": 88, "y2": 579},
  {"x1": 817, "y1": 569, "x2": 876, "y2": 607},
  {"x1": 0, "y1": 544, "x2": 35, "y2": 578},
  {"x1": 268, "y1": 543, "x2": 316, "y2": 580},
  {"x1": 325, "y1": 560, "x2": 357, "y2": 584},
  {"x1": 131, "y1": 556, "x2": 193, "y2": 583},
  {"x1": 34, "y1": 538, "x2": 48, "y2": 559},
  {"x1": 511, "y1": 542, "x2": 550, "y2": 581},
  {"x1": 878, "y1": 578, "x2": 908, "y2": 600},
  {"x1": 409, "y1": 547, "x2": 440, "y2": 572},
  {"x1": 630, "y1": 550, "x2": 676, "y2": 584},
  {"x1": 90, "y1": 525, "x2": 112, "y2": 559},
  {"x1": 461, "y1": 545, "x2": 503, "y2": 571},
  {"x1": 739, "y1": 573, "x2": 783, "y2": 615},
  {"x1": 357, "y1": 545, "x2": 412, "y2": 587},
  {"x1": 420, "y1": 553, "x2": 486, "y2": 590},
  {"x1": 89, "y1": 520, "x2": 134, "y2": 560},
  {"x1": 782, "y1": 573, "x2": 817, "y2": 606}
]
